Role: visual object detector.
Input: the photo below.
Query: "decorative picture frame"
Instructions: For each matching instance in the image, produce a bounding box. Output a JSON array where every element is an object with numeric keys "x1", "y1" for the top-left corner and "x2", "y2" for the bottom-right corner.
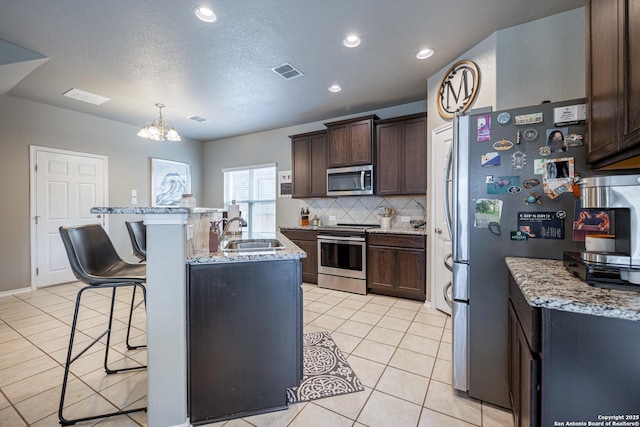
[{"x1": 151, "y1": 158, "x2": 191, "y2": 207}]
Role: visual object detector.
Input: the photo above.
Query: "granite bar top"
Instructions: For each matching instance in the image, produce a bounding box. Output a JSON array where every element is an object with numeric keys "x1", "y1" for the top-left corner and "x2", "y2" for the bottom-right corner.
[
  {"x1": 505, "y1": 257, "x2": 640, "y2": 321},
  {"x1": 187, "y1": 232, "x2": 307, "y2": 265},
  {"x1": 280, "y1": 225, "x2": 428, "y2": 236},
  {"x1": 91, "y1": 207, "x2": 190, "y2": 214}
]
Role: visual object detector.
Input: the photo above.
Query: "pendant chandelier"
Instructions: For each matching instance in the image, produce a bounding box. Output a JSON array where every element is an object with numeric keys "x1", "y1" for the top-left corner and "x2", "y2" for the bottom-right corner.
[{"x1": 137, "y1": 103, "x2": 181, "y2": 142}]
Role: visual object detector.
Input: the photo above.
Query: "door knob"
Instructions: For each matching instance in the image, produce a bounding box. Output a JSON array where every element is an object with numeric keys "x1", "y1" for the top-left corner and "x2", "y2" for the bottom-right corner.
[{"x1": 435, "y1": 227, "x2": 443, "y2": 234}]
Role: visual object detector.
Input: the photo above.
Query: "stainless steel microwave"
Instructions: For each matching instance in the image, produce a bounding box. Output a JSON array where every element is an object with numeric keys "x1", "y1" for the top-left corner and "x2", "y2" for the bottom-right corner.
[{"x1": 326, "y1": 165, "x2": 373, "y2": 196}]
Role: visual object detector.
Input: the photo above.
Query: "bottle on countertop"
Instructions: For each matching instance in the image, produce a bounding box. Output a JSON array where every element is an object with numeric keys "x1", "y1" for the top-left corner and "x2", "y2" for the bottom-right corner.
[
  {"x1": 300, "y1": 207, "x2": 310, "y2": 226},
  {"x1": 209, "y1": 221, "x2": 219, "y2": 252}
]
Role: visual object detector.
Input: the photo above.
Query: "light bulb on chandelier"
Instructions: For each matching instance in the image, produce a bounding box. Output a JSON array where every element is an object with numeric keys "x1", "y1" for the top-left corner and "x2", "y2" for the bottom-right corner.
[{"x1": 137, "y1": 103, "x2": 182, "y2": 142}]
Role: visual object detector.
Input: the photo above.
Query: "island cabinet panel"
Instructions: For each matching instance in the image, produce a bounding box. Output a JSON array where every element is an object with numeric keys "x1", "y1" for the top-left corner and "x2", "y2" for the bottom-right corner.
[
  {"x1": 325, "y1": 115, "x2": 377, "y2": 168},
  {"x1": 280, "y1": 228, "x2": 318, "y2": 283},
  {"x1": 291, "y1": 130, "x2": 327, "y2": 198},
  {"x1": 375, "y1": 113, "x2": 427, "y2": 195},
  {"x1": 367, "y1": 233, "x2": 426, "y2": 301},
  {"x1": 508, "y1": 274, "x2": 640, "y2": 426},
  {"x1": 187, "y1": 260, "x2": 303, "y2": 425},
  {"x1": 587, "y1": 0, "x2": 640, "y2": 168}
]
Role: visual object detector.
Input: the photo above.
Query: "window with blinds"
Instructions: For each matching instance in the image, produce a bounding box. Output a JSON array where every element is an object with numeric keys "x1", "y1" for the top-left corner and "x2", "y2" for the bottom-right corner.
[{"x1": 223, "y1": 164, "x2": 276, "y2": 234}]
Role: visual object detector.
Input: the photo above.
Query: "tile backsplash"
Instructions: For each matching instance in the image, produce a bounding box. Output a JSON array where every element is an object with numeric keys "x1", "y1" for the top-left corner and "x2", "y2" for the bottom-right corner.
[{"x1": 299, "y1": 195, "x2": 427, "y2": 228}]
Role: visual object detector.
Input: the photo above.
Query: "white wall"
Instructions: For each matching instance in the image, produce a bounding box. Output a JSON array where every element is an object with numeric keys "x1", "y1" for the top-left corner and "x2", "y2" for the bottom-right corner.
[{"x1": 496, "y1": 8, "x2": 586, "y2": 109}]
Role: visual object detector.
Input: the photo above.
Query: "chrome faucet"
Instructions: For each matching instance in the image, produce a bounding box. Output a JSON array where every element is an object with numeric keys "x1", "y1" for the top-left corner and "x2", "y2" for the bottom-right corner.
[{"x1": 220, "y1": 217, "x2": 247, "y2": 240}]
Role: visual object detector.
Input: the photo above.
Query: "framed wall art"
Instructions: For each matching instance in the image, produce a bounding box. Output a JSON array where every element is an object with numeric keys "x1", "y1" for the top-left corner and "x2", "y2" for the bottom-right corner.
[{"x1": 151, "y1": 158, "x2": 191, "y2": 207}]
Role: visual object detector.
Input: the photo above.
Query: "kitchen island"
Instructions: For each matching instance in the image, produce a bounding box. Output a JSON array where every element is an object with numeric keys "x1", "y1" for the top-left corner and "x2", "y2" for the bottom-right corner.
[
  {"x1": 187, "y1": 236, "x2": 305, "y2": 425},
  {"x1": 91, "y1": 207, "x2": 306, "y2": 426},
  {"x1": 505, "y1": 257, "x2": 640, "y2": 426}
]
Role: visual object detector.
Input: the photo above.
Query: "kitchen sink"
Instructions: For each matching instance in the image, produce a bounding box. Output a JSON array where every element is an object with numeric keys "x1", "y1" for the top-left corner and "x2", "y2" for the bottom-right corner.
[{"x1": 222, "y1": 238, "x2": 285, "y2": 252}]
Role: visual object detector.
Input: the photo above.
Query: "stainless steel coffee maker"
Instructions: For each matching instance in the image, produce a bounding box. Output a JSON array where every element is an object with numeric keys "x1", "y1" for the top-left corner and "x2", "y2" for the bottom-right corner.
[{"x1": 564, "y1": 174, "x2": 640, "y2": 289}]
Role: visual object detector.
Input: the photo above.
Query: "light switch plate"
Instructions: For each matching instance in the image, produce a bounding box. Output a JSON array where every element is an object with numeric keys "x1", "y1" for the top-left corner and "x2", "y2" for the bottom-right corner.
[
  {"x1": 329, "y1": 216, "x2": 336, "y2": 221},
  {"x1": 131, "y1": 189, "x2": 137, "y2": 197}
]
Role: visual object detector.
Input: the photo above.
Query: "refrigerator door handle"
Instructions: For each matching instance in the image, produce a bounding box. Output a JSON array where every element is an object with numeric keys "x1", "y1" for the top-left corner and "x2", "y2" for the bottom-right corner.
[
  {"x1": 443, "y1": 253, "x2": 453, "y2": 272},
  {"x1": 443, "y1": 281, "x2": 453, "y2": 309},
  {"x1": 443, "y1": 139, "x2": 454, "y2": 239}
]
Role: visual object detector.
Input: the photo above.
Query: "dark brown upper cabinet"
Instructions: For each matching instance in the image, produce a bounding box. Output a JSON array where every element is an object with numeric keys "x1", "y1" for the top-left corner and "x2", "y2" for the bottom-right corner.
[
  {"x1": 324, "y1": 115, "x2": 378, "y2": 168},
  {"x1": 290, "y1": 130, "x2": 327, "y2": 198},
  {"x1": 587, "y1": 0, "x2": 640, "y2": 169},
  {"x1": 375, "y1": 113, "x2": 427, "y2": 195}
]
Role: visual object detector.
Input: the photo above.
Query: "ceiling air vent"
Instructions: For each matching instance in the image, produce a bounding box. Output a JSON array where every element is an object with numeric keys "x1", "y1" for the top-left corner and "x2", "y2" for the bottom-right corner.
[
  {"x1": 271, "y1": 62, "x2": 304, "y2": 80},
  {"x1": 187, "y1": 115, "x2": 209, "y2": 123}
]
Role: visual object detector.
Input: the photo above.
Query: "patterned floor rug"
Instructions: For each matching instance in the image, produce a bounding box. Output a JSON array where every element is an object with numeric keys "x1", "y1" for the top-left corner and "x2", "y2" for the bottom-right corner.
[{"x1": 287, "y1": 331, "x2": 364, "y2": 404}]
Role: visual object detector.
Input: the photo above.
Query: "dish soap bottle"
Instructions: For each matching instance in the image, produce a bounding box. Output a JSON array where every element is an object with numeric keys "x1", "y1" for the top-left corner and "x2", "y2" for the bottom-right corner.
[{"x1": 209, "y1": 221, "x2": 219, "y2": 252}]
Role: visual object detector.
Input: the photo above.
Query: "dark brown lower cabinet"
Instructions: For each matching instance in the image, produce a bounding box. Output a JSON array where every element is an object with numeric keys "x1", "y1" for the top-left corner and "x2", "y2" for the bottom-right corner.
[
  {"x1": 508, "y1": 274, "x2": 640, "y2": 426},
  {"x1": 280, "y1": 228, "x2": 318, "y2": 283},
  {"x1": 367, "y1": 233, "x2": 426, "y2": 301},
  {"x1": 508, "y1": 293, "x2": 540, "y2": 427}
]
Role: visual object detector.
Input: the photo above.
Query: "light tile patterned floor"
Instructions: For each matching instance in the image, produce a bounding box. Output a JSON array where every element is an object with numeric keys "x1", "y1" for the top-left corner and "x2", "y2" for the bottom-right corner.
[{"x1": 0, "y1": 282, "x2": 514, "y2": 427}]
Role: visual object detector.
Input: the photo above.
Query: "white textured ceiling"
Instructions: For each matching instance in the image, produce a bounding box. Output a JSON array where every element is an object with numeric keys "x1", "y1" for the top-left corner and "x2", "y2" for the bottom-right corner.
[{"x1": 0, "y1": 0, "x2": 584, "y2": 142}]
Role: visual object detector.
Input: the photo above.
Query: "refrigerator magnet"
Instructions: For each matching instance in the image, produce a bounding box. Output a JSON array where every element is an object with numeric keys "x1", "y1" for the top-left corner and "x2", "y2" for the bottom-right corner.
[
  {"x1": 542, "y1": 157, "x2": 574, "y2": 200},
  {"x1": 546, "y1": 128, "x2": 569, "y2": 153},
  {"x1": 511, "y1": 151, "x2": 526, "y2": 170},
  {"x1": 533, "y1": 159, "x2": 546, "y2": 175},
  {"x1": 492, "y1": 139, "x2": 514, "y2": 151},
  {"x1": 497, "y1": 112, "x2": 511, "y2": 125},
  {"x1": 515, "y1": 112, "x2": 543, "y2": 125},
  {"x1": 565, "y1": 133, "x2": 584, "y2": 147},
  {"x1": 522, "y1": 128, "x2": 538, "y2": 141},
  {"x1": 522, "y1": 178, "x2": 540, "y2": 189},
  {"x1": 481, "y1": 152, "x2": 500, "y2": 166},
  {"x1": 510, "y1": 230, "x2": 529, "y2": 241},
  {"x1": 477, "y1": 115, "x2": 491, "y2": 141},
  {"x1": 517, "y1": 211, "x2": 565, "y2": 239},
  {"x1": 474, "y1": 199, "x2": 503, "y2": 228},
  {"x1": 487, "y1": 176, "x2": 520, "y2": 194}
]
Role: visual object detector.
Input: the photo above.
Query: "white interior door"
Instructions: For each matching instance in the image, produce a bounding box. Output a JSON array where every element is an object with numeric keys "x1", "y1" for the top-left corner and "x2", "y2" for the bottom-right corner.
[
  {"x1": 430, "y1": 124, "x2": 453, "y2": 315},
  {"x1": 30, "y1": 146, "x2": 108, "y2": 288}
]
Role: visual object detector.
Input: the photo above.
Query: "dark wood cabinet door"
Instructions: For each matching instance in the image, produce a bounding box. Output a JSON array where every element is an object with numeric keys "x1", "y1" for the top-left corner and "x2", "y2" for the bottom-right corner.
[
  {"x1": 292, "y1": 136, "x2": 311, "y2": 197},
  {"x1": 309, "y1": 133, "x2": 327, "y2": 197},
  {"x1": 587, "y1": 0, "x2": 620, "y2": 163},
  {"x1": 295, "y1": 239, "x2": 318, "y2": 284},
  {"x1": 327, "y1": 125, "x2": 349, "y2": 167},
  {"x1": 376, "y1": 123, "x2": 402, "y2": 194},
  {"x1": 402, "y1": 117, "x2": 427, "y2": 194},
  {"x1": 620, "y1": 0, "x2": 640, "y2": 150},
  {"x1": 396, "y1": 248, "x2": 426, "y2": 300},
  {"x1": 349, "y1": 119, "x2": 373, "y2": 165},
  {"x1": 367, "y1": 246, "x2": 395, "y2": 292}
]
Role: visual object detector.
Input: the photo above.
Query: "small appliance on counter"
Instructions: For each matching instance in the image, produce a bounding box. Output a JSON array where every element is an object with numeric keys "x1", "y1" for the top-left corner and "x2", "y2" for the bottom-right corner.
[{"x1": 563, "y1": 174, "x2": 640, "y2": 292}]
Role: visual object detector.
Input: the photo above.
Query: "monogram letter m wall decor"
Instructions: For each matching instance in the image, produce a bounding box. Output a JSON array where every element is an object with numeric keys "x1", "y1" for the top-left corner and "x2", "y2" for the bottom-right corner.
[{"x1": 437, "y1": 60, "x2": 480, "y2": 120}]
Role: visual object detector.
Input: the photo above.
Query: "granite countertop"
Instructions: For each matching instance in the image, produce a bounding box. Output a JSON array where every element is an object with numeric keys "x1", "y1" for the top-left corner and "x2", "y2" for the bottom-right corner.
[
  {"x1": 187, "y1": 232, "x2": 307, "y2": 264},
  {"x1": 505, "y1": 257, "x2": 640, "y2": 321},
  {"x1": 280, "y1": 225, "x2": 428, "y2": 236},
  {"x1": 91, "y1": 206, "x2": 190, "y2": 214}
]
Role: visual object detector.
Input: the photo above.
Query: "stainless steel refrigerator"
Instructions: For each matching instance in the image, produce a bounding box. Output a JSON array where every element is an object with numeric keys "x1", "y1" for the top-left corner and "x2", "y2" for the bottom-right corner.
[{"x1": 445, "y1": 99, "x2": 591, "y2": 408}]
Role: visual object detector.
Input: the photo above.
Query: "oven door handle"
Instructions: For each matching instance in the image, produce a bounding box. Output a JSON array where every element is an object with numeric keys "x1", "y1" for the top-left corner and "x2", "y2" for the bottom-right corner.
[{"x1": 318, "y1": 236, "x2": 366, "y2": 243}]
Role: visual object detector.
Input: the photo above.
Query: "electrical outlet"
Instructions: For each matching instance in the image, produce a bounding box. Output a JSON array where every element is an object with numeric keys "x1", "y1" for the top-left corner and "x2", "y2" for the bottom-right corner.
[
  {"x1": 401, "y1": 216, "x2": 410, "y2": 222},
  {"x1": 329, "y1": 216, "x2": 336, "y2": 221},
  {"x1": 131, "y1": 197, "x2": 138, "y2": 205}
]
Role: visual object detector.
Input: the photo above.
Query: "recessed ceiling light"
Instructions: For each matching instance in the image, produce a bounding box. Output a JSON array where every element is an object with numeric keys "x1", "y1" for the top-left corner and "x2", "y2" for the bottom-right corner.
[
  {"x1": 342, "y1": 34, "x2": 361, "y2": 48},
  {"x1": 328, "y1": 84, "x2": 342, "y2": 93},
  {"x1": 194, "y1": 6, "x2": 217, "y2": 23},
  {"x1": 415, "y1": 48, "x2": 435, "y2": 59}
]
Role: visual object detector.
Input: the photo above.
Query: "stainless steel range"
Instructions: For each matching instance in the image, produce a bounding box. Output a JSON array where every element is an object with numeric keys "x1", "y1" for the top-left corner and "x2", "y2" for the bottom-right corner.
[{"x1": 317, "y1": 224, "x2": 379, "y2": 295}]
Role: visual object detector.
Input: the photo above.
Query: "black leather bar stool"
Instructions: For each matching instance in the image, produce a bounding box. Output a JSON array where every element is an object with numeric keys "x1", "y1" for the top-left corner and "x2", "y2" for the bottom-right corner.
[
  {"x1": 58, "y1": 224, "x2": 147, "y2": 426},
  {"x1": 125, "y1": 220, "x2": 146, "y2": 262}
]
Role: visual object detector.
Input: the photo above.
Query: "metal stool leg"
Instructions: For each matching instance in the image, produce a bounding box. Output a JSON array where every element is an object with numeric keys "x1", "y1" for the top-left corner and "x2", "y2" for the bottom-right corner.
[
  {"x1": 126, "y1": 283, "x2": 147, "y2": 350},
  {"x1": 59, "y1": 284, "x2": 147, "y2": 426}
]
